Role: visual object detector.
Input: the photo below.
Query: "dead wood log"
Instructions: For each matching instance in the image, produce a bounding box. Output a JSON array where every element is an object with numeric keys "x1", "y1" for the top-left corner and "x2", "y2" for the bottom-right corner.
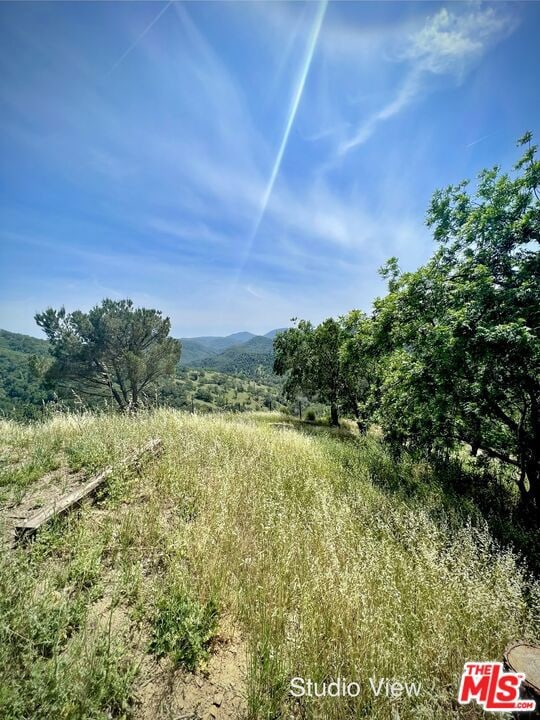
[
  {"x1": 13, "y1": 438, "x2": 162, "y2": 543},
  {"x1": 504, "y1": 641, "x2": 540, "y2": 718}
]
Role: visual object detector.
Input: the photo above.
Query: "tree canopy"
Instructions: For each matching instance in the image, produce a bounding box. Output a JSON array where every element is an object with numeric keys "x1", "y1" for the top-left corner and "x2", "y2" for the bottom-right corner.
[
  {"x1": 273, "y1": 134, "x2": 539, "y2": 512},
  {"x1": 274, "y1": 315, "x2": 373, "y2": 428},
  {"x1": 35, "y1": 299, "x2": 181, "y2": 412}
]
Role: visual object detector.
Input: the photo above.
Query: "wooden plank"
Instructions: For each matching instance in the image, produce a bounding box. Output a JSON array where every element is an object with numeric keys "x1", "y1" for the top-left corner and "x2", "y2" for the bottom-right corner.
[
  {"x1": 505, "y1": 641, "x2": 540, "y2": 695},
  {"x1": 14, "y1": 438, "x2": 162, "y2": 542}
]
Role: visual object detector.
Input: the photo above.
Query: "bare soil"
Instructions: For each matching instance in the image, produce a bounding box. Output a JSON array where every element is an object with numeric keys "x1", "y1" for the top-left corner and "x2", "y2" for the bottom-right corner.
[
  {"x1": 134, "y1": 628, "x2": 247, "y2": 720},
  {"x1": 0, "y1": 466, "x2": 86, "y2": 547}
]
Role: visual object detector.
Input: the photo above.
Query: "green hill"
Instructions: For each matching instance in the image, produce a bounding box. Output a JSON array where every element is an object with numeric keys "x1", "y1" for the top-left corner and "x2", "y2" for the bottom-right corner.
[
  {"x1": 0, "y1": 330, "x2": 53, "y2": 418},
  {"x1": 0, "y1": 328, "x2": 280, "y2": 380},
  {"x1": 264, "y1": 328, "x2": 287, "y2": 339},
  {"x1": 0, "y1": 410, "x2": 537, "y2": 718},
  {"x1": 0, "y1": 329, "x2": 49, "y2": 356},
  {"x1": 180, "y1": 331, "x2": 256, "y2": 356},
  {"x1": 179, "y1": 331, "x2": 284, "y2": 375},
  {"x1": 0, "y1": 329, "x2": 284, "y2": 417},
  {"x1": 201, "y1": 335, "x2": 274, "y2": 377},
  {"x1": 178, "y1": 338, "x2": 218, "y2": 365}
]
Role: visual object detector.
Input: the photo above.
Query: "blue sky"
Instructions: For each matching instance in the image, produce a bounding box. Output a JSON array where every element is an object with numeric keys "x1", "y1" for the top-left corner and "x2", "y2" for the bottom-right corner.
[{"x1": 1, "y1": 1, "x2": 539, "y2": 337}]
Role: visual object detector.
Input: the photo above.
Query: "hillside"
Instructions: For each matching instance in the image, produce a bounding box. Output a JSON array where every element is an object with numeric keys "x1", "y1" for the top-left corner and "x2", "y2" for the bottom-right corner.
[
  {"x1": 0, "y1": 329, "x2": 49, "y2": 356},
  {"x1": 179, "y1": 330, "x2": 284, "y2": 376},
  {"x1": 0, "y1": 330, "x2": 54, "y2": 418},
  {"x1": 178, "y1": 338, "x2": 218, "y2": 365},
  {"x1": 0, "y1": 329, "x2": 285, "y2": 418},
  {"x1": 200, "y1": 335, "x2": 274, "y2": 377},
  {"x1": 0, "y1": 410, "x2": 538, "y2": 719},
  {"x1": 263, "y1": 328, "x2": 287, "y2": 339},
  {"x1": 184, "y1": 331, "x2": 256, "y2": 354}
]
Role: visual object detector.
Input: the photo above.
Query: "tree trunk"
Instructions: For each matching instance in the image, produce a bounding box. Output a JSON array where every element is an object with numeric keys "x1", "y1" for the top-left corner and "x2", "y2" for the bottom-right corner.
[
  {"x1": 109, "y1": 383, "x2": 125, "y2": 411},
  {"x1": 330, "y1": 402, "x2": 339, "y2": 427},
  {"x1": 352, "y1": 405, "x2": 366, "y2": 434},
  {"x1": 525, "y1": 460, "x2": 540, "y2": 516},
  {"x1": 525, "y1": 391, "x2": 540, "y2": 514},
  {"x1": 130, "y1": 384, "x2": 139, "y2": 413}
]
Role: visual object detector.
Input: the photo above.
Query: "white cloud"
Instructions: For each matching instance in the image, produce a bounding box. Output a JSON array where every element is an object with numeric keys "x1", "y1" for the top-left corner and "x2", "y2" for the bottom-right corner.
[
  {"x1": 339, "y1": 5, "x2": 517, "y2": 154},
  {"x1": 339, "y1": 71, "x2": 421, "y2": 154},
  {"x1": 401, "y1": 7, "x2": 512, "y2": 76}
]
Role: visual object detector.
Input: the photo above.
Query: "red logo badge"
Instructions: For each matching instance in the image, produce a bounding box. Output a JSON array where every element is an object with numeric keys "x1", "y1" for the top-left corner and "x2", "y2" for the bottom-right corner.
[{"x1": 458, "y1": 662, "x2": 536, "y2": 712}]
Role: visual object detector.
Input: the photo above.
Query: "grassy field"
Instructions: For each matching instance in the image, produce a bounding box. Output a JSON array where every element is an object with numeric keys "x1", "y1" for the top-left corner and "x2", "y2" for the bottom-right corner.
[{"x1": 0, "y1": 410, "x2": 538, "y2": 719}]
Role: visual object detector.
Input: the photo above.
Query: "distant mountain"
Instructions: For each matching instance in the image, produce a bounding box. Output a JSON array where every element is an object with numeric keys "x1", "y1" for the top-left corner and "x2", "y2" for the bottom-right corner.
[
  {"x1": 202, "y1": 335, "x2": 274, "y2": 377},
  {"x1": 181, "y1": 331, "x2": 256, "y2": 355},
  {"x1": 179, "y1": 339, "x2": 218, "y2": 365},
  {"x1": 0, "y1": 327, "x2": 282, "y2": 384},
  {"x1": 224, "y1": 331, "x2": 258, "y2": 345},
  {"x1": 231, "y1": 335, "x2": 273, "y2": 354},
  {"x1": 264, "y1": 328, "x2": 287, "y2": 339},
  {"x1": 0, "y1": 329, "x2": 49, "y2": 356},
  {"x1": 178, "y1": 329, "x2": 287, "y2": 372}
]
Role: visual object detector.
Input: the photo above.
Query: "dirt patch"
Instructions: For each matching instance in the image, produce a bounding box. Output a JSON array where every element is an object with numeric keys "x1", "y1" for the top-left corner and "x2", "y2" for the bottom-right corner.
[
  {"x1": 134, "y1": 629, "x2": 247, "y2": 720},
  {"x1": 0, "y1": 466, "x2": 86, "y2": 547},
  {"x1": 85, "y1": 579, "x2": 248, "y2": 720}
]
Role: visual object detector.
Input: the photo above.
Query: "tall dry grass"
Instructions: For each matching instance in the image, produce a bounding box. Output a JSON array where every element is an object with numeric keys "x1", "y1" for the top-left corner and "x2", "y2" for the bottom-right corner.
[{"x1": 0, "y1": 409, "x2": 538, "y2": 719}]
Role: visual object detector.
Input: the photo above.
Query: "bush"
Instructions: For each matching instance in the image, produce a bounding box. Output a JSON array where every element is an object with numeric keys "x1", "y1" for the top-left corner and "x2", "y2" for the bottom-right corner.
[
  {"x1": 194, "y1": 389, "x2": 212, "y2": 403},
  {"x1": 149, "y1": 590, "x2": 219, "y2": 671}
]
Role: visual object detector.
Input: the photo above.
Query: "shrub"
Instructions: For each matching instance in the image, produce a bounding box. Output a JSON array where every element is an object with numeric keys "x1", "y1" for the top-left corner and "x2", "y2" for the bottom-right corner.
[{"x1": 149, "y1": 590, "x2": 219, "y2": 671}]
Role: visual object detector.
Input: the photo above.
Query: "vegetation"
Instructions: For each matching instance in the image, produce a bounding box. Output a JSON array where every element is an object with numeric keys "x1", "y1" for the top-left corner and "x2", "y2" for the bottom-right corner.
[
  {"x1": 275, "y1": 135, "x2": 540, "y2": 515},
  {"x1": 179, "y1": 331, "x2": 279, "y2": 379},
  {"x1": 0, "y1": 327, "x2": 283, "y2": 419},
  {"x1": 0, "y1": 333, "x2": 287, "y2": 420},
  {"x1": 159, "y1": 367, "x2": 287, "y2": 414},
  {"x1": 35, "y1": 299, "x2": 181, "y2": 412},
  {"x1": 201, "y1": 335, "x2": 275, "y2": 379},
  {"x1": 0, "y1": 331, "x2": 54, "y2": 419},
  {"x1": 274, "y1": 314, "x2": 373, "y2": 429},
  {"x1": 150, "y1": 589, "x2": 219, "y2": 671},
  {"x1": 1, "y1": 410, "x2": 538, "y2": 719},
  {"x1": 0, "y1": 135, "x2": 538, "y2": 718}
]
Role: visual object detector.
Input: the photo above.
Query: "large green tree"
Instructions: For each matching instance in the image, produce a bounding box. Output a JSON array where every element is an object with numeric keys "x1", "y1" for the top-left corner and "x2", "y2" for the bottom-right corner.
[
  {"x1": 338, "y1": 310, "x2": 377, "y2": 434},
  {"x1": 273, "y1": 319, "x2": 317, "y2": 414},
  {"x1": 274, "y1": 316, "x2": 373, "y2": 428},
  {"x1": 373, "y1": 134, "x2": 539, "y2": 510},
  {"x1": 35, "y1": 299, "x2": 181, "y2": 412}
]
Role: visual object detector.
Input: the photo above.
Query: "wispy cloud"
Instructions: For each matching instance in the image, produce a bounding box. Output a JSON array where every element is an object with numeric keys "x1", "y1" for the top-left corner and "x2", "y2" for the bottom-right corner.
[
  {"x1": 339, "y1": 6, "x2": 517, "y2": 154},
  {"x1": 400, "y1": 7, "x2": 512, "y2": 76},
  {"x1": 105, "y1": 1, "x2": 173, "y2": 77},
  {"x1": 339, "y1": 71, "x2": 421, "y2": 154},
  {"x1": 235, "y1": 0, "x2": 327, "y2": 279}
]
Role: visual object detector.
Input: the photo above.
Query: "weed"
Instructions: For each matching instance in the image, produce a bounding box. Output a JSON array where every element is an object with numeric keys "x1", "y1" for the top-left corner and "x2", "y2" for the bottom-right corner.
[
  {"x1": 149, "y1": 589, "x2": 219, "y2": 671},
  {"x1": 1, "y1": 409, "x2": 538, "y2": 719}
]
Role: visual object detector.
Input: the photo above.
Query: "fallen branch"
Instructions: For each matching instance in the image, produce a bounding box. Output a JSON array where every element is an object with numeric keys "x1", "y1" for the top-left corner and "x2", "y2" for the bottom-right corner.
[{"x1": 14, "y1": 438, "x2": 162, "y2": 544}]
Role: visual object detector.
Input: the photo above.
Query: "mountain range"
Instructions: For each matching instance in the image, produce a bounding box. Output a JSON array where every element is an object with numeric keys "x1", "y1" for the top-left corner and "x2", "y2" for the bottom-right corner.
[
  {"x1": 0, "y1": 327, "x2": 287, "y2": 379},
  {"x1": 179, "y1": 329, "x2": 285, "y2": 375}
]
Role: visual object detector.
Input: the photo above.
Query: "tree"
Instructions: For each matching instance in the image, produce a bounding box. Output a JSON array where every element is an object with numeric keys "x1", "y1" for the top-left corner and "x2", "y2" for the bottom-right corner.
[
  {"x1": 373, "y1": 134, "x2": 540, "y2": 511},
  {"x1": 35, "y1": 299, "x2": 181, "y2": 412},
  {"x1": 339, "y1": 310, "x2": 376, "y2": 434},
  {"x1": 274, "y1": 317, "x2": 372, "y2": 428},
  {"x1": 273, "y1": 319, "x2": 315, "y2": 412},
  {"x1": 311, "y1": 318, "x2": 343, "y2": 426}
]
